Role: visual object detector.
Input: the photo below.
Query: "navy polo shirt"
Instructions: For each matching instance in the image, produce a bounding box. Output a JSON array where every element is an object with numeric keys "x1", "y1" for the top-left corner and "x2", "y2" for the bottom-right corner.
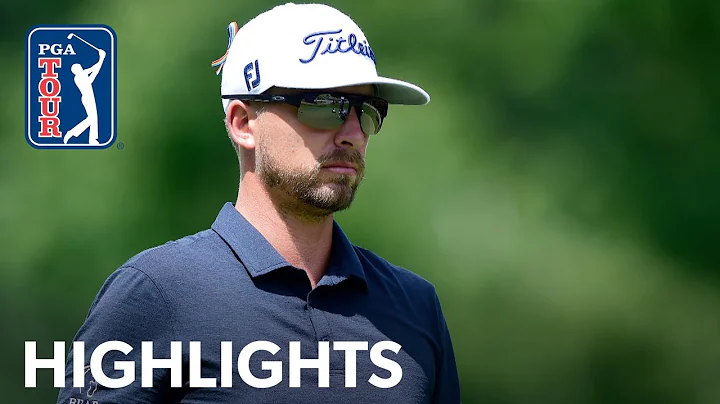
[{"x1": 57, "y1": 203, "x2": 460, "y2": 403}]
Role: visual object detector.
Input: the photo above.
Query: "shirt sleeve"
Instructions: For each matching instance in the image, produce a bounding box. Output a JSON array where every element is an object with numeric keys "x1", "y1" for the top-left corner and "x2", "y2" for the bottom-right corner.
[
  {"x1": 56, "y1": 265, "x2": 179, "y2": 404},
  {"x1": 431, "y1": 291, "x2": 462, "y2": 403}
]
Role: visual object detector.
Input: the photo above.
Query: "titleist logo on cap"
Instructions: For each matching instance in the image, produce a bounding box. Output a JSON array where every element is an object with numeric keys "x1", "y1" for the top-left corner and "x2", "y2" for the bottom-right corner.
[{"x1": 299, "y1": 29, "x2": 376, "y2": 65}]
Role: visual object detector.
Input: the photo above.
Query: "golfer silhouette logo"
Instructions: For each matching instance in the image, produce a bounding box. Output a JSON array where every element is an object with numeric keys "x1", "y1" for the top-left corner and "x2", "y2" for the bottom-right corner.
[
  {"x1": 64, "y1": 33, "x2": 106, "y2": 145},
  {"x1": 25, "y1": 25, "x2": 117, "y2": 149}
]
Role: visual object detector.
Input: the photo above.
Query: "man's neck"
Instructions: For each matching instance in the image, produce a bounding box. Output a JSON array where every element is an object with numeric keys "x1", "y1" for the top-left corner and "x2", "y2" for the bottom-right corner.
[{"x1": 235, "y1": 175, "x2": 334, "y2": 288}]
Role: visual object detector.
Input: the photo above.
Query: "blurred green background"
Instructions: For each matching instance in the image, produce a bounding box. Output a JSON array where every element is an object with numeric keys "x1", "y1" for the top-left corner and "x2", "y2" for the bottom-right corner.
[{"x1": 3, "y1": 0, "x2": 720, "y2": 402}]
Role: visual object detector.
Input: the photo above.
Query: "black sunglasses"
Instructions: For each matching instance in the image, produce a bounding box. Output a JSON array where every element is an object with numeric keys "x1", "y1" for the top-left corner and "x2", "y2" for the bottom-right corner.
[{"x1": 222, "y1": 91, "x2": 389, "y2": 135}]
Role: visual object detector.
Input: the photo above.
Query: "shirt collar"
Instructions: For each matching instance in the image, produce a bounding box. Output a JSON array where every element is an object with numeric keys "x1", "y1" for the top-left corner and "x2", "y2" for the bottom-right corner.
[{"x1": 211, "y1": 202, "x2": 368, "y2": 289}]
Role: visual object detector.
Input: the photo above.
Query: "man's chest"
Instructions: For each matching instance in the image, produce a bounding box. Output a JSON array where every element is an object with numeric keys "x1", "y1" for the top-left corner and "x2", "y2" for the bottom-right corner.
[{"x1": 168, "y1": 277, "x2": 438, "y2": 402}]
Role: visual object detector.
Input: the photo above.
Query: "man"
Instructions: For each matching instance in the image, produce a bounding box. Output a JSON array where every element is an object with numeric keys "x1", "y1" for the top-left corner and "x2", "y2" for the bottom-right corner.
[{"x1": 57, "y1": 3, "x2": 460, "y2": 403}]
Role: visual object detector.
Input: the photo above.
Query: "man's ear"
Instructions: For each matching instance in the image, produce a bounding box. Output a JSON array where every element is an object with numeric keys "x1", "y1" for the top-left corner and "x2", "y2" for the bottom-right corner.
[{"x1": 227, "y1": 100, "x2": 256, "y2": 151}]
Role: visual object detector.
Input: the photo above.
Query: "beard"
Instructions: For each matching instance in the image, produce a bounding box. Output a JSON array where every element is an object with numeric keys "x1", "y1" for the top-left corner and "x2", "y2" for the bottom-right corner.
[{"x1": 255, "y1": 145, "x2": 366, "y2": 218}]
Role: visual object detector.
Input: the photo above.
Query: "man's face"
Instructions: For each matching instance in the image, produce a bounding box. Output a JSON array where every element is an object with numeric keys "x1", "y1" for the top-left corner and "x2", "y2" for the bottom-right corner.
[{"x1": 252, "y1": 85, "x2": 375, "y2": 218}]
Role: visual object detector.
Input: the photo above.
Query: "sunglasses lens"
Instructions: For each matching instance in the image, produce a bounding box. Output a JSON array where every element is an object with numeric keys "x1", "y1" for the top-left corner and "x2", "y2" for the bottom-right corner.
[
  {"x1": 296, "y1": 94, "x2": 385, "y2": 135},
  {"x1": 297, "y1": 99, "x2": 344, "y2": 130},
  {"x1": 360, "y1": 102, "x2": 382, "y2": 135},
  {"x1": 298, "y1": 104, "x2": 343, "y2": 129}
]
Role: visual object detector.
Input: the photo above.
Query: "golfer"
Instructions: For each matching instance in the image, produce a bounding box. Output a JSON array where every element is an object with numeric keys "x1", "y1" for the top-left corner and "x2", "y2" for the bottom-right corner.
[
  {"x1": 63, "y1": 44, "x2": 105, "y2": 145},
  {"x1": 57, "y1": 3, "x2": 461, "y2": 403}
]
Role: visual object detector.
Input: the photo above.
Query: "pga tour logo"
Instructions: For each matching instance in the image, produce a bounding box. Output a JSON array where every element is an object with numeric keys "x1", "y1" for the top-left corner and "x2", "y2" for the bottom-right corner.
[{"x1": 25, "y1": 25, "x2": 116, "y2": 149}]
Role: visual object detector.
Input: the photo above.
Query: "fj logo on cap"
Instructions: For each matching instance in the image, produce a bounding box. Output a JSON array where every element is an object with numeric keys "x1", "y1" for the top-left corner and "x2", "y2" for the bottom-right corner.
[
  {"x1": 25, "y1": 25, "x2": 117, "y2": 149},
  {"x1": 244, "y1": 59, "x2": 261, "y2": 91}
]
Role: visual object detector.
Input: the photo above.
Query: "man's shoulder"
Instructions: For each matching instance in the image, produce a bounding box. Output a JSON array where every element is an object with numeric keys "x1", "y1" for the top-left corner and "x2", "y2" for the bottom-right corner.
[
  {"x1": 119, "y1": 228, "x2": 229, "y2": 279},
  {"x1": 353, "y1": 244, "x2": 438, "y2": 296}
]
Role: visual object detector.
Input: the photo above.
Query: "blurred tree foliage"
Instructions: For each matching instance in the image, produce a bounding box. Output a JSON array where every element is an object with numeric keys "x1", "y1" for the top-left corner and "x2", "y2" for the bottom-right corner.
[{"x1": 1, "y1": 0, "x2": 718, "y2": 403}]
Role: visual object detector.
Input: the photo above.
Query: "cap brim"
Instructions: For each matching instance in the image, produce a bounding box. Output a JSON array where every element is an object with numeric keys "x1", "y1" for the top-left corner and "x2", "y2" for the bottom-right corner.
[
  {"x1": 369, "y1": 76, "x2": 430, "y2": 105},
  {"x1": 347, "y1": 76, "x2": 430, "y2": 105}
]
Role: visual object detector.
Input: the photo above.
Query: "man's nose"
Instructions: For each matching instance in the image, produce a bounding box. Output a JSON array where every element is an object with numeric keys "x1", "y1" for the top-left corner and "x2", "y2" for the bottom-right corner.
[{"x1": 335, "y1": 107, "x2": 367, "y2": 150}]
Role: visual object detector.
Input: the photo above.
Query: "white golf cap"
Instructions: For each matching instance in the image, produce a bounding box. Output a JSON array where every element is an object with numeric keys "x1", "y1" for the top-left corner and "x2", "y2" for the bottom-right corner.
[{"x1": 214, "y1": 3, "x2": 430, "y2": 112}]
